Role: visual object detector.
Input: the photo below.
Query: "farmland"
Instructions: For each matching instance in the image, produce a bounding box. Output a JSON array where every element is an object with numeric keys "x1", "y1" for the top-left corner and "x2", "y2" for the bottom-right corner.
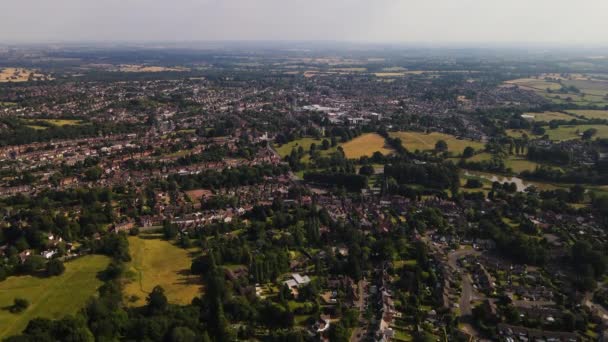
[
  {"x1": 0, "y1": 255, "x2": 110, "y2": 339},
  {"x1": 124, "y1": 234, "x2": 202, "y2": 306},
  {"x1": 505, "y1": 75, "x2": 608, "y2": 106},
  {"x1": 390, "y1": 131, "x2": 485, "y2": 155},
  {"x1": 341, "y1": 133, "x2": 393, "y2": 158},
  {"x1": 566, "y1": 110, "x2": 608, "y2": 120}
]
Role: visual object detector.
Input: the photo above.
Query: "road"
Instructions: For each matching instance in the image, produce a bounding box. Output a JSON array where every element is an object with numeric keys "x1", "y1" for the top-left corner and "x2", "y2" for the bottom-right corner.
[
  {"x1": 350, "y1": 279, "x2": 369, "y2": 342},
  {"x1": 447, "y1": 248, "x2": 484, "y2": 340}
]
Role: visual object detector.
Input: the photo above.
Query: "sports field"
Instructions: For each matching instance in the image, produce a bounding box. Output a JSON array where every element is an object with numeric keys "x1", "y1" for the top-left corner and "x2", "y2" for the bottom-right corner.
[
  {"x1": 390, "y1": 131, "x2": 485, "y2": 155},
  {"x1": 0, "y1": 255, "x2": 110, "y2": 338},
  {"x1": 124, "y1": 235, "x2": 202, "y2": 306},
  {"x1": 341, "y1": 133, "x2": 393, "y2": 158}
]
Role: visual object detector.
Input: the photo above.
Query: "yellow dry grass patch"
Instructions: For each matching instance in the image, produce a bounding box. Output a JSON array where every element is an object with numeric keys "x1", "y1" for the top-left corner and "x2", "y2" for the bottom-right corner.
[
  {"x1": 390, "y1": 131, "x2": 485, "y2": 155},
  {"x1": 341, "y1": 133, "x2": 393, "y2": 158},
  {"x1": 26, "y1": 119, "x2": 83, "y2": 127},
  {"x1": 0, "y1": 68, "x2": 49, "y2": 82},
  {"x1": 124, "y1": 235, "x2": 202, "y2": 306}
]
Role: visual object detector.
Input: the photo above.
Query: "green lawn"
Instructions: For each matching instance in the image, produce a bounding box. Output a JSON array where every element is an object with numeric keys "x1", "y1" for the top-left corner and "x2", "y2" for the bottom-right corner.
[{"x1": 0, "y1": 255, "x2": 110, "y2": 338}]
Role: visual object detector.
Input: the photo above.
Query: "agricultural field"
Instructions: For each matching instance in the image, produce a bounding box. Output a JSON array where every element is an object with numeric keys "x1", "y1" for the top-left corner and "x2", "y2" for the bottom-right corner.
[
  {"x1": 124, "y1": 234, "x2": 202, "y2": 306},
  {"x1": 522, "y1": 111, "x2": 577, "y2": 122},
  {"x1": 341, "y1": 133, "x2": 393, "y2": 158},
  {"x1": 566, "y1": 110, "x2": 608, "y2": 120},
  {"x1": 505, "y1": 75, "x2": 608, "y2": 106},
  {"x1": 390, "y1": 131, "x2": 485, "y2": 155},
  {"x1": 0, "y1": 255, "x2": 110, "y2": 339},
  {"x1": 0, "y1": 68, "x2": 50, "y2": 82}
]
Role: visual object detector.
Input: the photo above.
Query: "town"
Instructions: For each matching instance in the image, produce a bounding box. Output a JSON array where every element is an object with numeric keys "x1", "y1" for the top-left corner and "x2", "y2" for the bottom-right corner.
[{"x1": 0, "y1": 43, "x2": 608, "y2": 342}]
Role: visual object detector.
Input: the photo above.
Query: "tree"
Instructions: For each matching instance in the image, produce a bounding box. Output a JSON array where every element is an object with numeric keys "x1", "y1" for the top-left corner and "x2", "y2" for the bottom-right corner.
[
  {"x1": 163, "y1": 220, "x2": 178, "y2": 240},
  {"x1": 359, "y1": 165, "x2": 374, "y2": 176},
  {"x1": 84, "y1": 166, "x2": 103, "y2": 181},
  {"x1": 146, "y1": 286, "x2": 168, "y2": 315},
  {"x1": 435, "y1": 140, "x2": 448, "y2": 152},
  {"x1": 10, "y1": 297, "x2": 29, "y2": 313},
  {"x1": 463, "y1": 146, "x2": 475, "y2": 158},
  {"x1": 21, "y1": 255, "x2": 45, "y2": 273},
  {"x1": 582, "y1": 128, "x2": 597, "y2": 140},
  {"x1": 169, "y1": 327, "x2": 197, "y2": 342},
  {"x1": 46, "y1": 259, "x2": 65, "y2": 277},
  {"x1": 321, "y1": 139, "x2": 330, "y2": 150}
]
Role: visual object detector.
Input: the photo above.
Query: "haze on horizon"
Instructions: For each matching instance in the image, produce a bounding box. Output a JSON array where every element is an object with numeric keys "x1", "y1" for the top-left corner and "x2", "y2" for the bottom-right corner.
[{"x1": 1, "y1": 0, "x2": 608, "y2": 46}]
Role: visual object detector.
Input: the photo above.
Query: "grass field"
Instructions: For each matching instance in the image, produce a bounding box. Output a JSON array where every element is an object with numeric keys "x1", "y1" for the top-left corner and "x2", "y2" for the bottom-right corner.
[
  {"x1": 545, "y1": 124, "x2": 608, "y2": 141},
  {"x1": 508, "y1": 124, "x2": 608, "y2": 141},
  {"x1": 341, "y1": 133, "x2": 393, "y2": 158},
  {"x1": 124, "y1": 234, "x2": 202, "y2": 306},
  {"x1": 566, "y1": 110, "x2": 608, "y2": 120},
  {"x1": 505, "y1": 156, "x2": 542, "y2": 173},
  {"x1": 25, "y1": 119, "x2": 84, "y2": 127},
  {"x1": 0, "y1": 255, "x2": 110, "y2": 338},
  {"x1": 390, "y1": 131, "x2": 485, "y2": 155},
  {"x1": 274, "y1": 137, "x2": 338, "y2": 163},
  {"x1": 522, "y1": 111, "x2": 577, "y2": 122}
]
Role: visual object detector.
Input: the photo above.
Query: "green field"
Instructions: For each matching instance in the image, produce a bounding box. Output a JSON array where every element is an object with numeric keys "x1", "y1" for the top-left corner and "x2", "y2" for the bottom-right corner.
[
  {"x1": 341, "y1": 133, "x2": 393, "y2": 158},
  {"x1": 124, "y1": 234, "x2": 202, "y2": 306},
  {"x1": 566, "y1": 110, "x2": 608, "y2": 120},
  {"x1": 390, "y1": 131, "x2": 485, "y2": 155},
  {"x1": 523, "y1": 111, "x2": 577, "y2": 122},
  {"x1": 505, "y1": 156, "x2": 542, "y2": 173},
  {"x1": 274, "y1": 137, "x2": 338, "y2": 163},
  {"x1": 545, "y1": 124, "x2": 608, "y2": 141},
  {"x1": 0, "y1": 255, "x2": 110, "y2": 338}
]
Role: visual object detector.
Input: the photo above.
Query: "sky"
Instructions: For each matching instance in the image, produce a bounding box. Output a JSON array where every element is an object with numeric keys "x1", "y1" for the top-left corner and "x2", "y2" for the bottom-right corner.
[{"x1": 1, "y1": 0, "x2": 608, "y2": 45}]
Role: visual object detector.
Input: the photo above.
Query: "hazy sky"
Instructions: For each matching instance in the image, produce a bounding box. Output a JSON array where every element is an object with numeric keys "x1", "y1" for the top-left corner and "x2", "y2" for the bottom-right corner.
[{"x1": 2, "y1": 0, "x2": 608, "y2": 45}]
